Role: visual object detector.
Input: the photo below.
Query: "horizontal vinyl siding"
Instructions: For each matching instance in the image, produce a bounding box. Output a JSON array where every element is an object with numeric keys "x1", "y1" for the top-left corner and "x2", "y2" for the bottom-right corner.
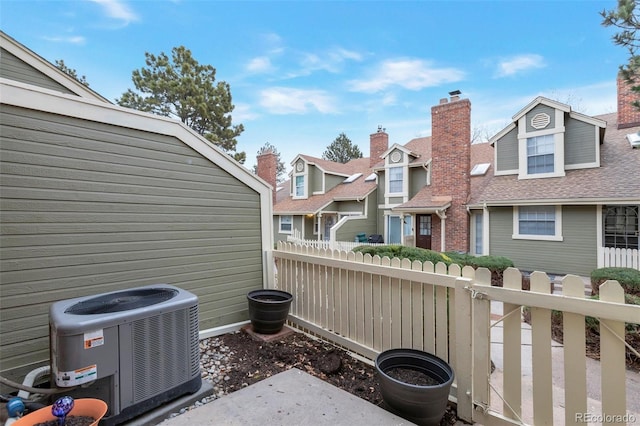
[
  {"x1": 489, "y1": 206, "x2": 597, "y2": 276},
  {"x1": 565, "y1": 117, "x2": 597, "y2": 165},
  {"x1": 0, "y1": 105, "x2": 263, "y2": 379},
  {"x1": 0, "y1": 49, "x2": 74, "y2": 95},
  {"x1": 495, "y1": 127, "x2": 518, "y2": 172},
  {"x1": 409, "y1": 167, "x2": 427, "y2": 198}
]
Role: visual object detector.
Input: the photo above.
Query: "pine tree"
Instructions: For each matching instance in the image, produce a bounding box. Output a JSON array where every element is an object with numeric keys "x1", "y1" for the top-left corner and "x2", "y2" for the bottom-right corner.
[{"x1": 322, "y1": 133, "x2": 363, "y2": 163}]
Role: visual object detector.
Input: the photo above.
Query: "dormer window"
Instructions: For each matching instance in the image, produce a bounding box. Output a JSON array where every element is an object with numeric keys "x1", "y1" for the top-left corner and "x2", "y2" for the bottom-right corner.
[
  {"x1": 295, "y1": 175, "x2": 305, "y2": 197},
  {"x1": 388, "y1": 166, "x2": 403, "y2": 193},
  {"x1": 292, "y1": 159, "x2": 307, "y2": 199},
  {"x1": 526, "y1": 134, "x2": 555, "y2": 174}
]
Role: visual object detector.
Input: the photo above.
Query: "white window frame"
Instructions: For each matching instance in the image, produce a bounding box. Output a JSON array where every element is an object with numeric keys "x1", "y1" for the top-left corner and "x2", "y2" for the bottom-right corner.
[
  {"x1": 516, "y1": 109, "x2": 565, "y2": 179},
  {"x1": 512, "y1": 205, "x2": 563, "y2": 241},
  {"x1": 526, "y1": 134, "x2": 555, "y2": 175},
  {"x1": 388, "y1": 166, "x2": 404, "y2": 194},
  {"x1": 471, "y1": 211, "x2": 484, "y2": 255},
  {"x1": 279, "y1": 215, "x2": 293, "y2": 234},
  {"x1": 293, "y1": 174, "x2": 307, "y2": 199}
]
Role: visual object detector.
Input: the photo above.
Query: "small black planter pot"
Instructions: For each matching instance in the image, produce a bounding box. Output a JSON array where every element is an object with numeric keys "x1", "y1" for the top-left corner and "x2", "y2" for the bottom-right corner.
[
  {"x1": 375, "y1": 348, "x2": 454, "y2": 426},
  {"x1": 247, "y1": 289, "x2": 293, "y2": 334}
]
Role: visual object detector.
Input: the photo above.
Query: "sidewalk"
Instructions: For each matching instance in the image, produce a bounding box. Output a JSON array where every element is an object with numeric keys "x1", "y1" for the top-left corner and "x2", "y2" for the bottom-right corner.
[{"x1": 159, "y1": 368, "x2": 415, "y2": 426}]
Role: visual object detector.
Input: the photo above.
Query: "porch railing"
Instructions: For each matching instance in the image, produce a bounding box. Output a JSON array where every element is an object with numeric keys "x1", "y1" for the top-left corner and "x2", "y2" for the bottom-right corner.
[
  {"x1": 273, "y1": 241, "x2": 640, "y2": 425},
  {"x1": 286, "y1": 229, "x2": 385, "y2": 252},
  {"x1": 598, "y1": 246, "x2": 640, "y2": 270}
]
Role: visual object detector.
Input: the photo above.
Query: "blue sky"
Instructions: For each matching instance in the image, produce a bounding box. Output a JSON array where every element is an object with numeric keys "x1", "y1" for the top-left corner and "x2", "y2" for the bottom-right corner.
[{"x1": 1, "y1": 0, "x2": 628, "y2": 172}]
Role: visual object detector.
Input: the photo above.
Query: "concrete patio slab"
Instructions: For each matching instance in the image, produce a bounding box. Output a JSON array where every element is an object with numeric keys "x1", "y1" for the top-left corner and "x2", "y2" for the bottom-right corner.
[{"x1": 158, "y1": 368, "x2": 415, "y2": 426}]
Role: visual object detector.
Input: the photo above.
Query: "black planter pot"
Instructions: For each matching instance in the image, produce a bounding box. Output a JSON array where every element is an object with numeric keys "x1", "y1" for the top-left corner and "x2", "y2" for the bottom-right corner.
[
  {"x1": 247, "y1": 289, "x2": 293, "y2": 334},
  {"x1": 375, "y1": 348, "x2": 454, "y2": 426}
]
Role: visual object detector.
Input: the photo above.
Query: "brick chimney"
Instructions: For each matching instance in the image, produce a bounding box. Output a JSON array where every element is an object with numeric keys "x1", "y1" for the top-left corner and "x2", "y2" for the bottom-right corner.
[
  {"x1": 617, "y1": 73, "x2": 640, "y2": 129},
  {"x1": 256, "y1": 151, "x2": 278, "y2": 205},
  {"x1": 370, "y1": 126, "x2": 389, "y2": 167},
  {"x1": 430, "y1": 93, "x2": 471, "y2": 253}
]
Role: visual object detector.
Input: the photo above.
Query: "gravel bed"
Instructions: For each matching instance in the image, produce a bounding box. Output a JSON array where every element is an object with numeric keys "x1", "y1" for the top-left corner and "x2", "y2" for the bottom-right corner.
[{"x1": 163, "y1": 336, "x2": 233, "y2": 420}]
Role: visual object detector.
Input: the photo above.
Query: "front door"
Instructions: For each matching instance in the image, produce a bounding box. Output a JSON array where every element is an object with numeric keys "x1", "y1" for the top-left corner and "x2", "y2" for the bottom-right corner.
[
  {"x1": 416, "y1": 214, "x2": 432, "y2": 249},
  {"x1": 323, "y1": 215, "x2": 335, "y2": 241}
]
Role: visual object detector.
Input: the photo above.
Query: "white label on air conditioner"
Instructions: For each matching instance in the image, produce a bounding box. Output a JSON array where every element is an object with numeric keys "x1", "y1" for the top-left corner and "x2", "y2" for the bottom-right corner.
[
  {"x1": 83, "y1": 329, "x2": 104, "y2": 349},
  {"x1": 55, "y1": 364, "x2": 98, "y2": 387}
]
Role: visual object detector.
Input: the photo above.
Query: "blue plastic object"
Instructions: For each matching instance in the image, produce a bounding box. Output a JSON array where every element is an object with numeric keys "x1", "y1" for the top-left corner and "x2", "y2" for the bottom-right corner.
[
  {"x1": 52, "y1": 396, "x2": 74, "y2": 426},
  {"x1": 6, "y1": 397, "x2": 25, "y2": 418}
]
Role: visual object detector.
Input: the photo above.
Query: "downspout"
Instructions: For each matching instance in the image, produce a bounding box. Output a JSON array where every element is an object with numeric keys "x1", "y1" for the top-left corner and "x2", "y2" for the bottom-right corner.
[
  {"x1": 317, "y1": 212, "x2": 322, "y2": 242},
  {"x1": 483, "y1": 203, "x2": 490, "y2": 255},
  {"x1": 436, "y1": 209, "x2": 447, "y2": 252}
]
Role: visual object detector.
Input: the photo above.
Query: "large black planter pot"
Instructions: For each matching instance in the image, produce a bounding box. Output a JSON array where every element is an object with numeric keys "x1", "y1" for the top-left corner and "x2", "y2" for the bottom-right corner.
[
  {"x1": 247, "y1": 289, "x2": 293, "y2": 334},
  {"x1": 375, "y1": 348, "x2": 454, "y2": 426}
]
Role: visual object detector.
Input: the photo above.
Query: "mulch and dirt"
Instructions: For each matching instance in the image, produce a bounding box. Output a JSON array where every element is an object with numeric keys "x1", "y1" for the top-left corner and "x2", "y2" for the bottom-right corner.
[
  {"x1": 216, "y1": 329, "x2": 460, "y2": 425},
  {"x1": 34, "y1": 416, "x2": 95, "y2": 426}
]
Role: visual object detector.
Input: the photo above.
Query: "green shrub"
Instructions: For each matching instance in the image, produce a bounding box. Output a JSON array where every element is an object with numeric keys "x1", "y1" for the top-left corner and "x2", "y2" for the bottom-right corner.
[
  {"x1": 353, "y1": 245, "x2": 452, "y2": 265},
  {"x1": 352, "y1": 245, "x2": 514, "y2": 282},
  {"x1": 590, "y1": 267, "x2": 640, "y2": 297}
]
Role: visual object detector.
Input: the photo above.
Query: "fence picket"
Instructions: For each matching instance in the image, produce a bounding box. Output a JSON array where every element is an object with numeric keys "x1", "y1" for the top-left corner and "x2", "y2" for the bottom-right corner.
[
  {"x1": 381, "y1": 256, "x2": 392, "y2": 351},
  {"x1": 473, "y1": 268, "x2": 492, "y2": 417},
  {"x1": 562, "y1": 275, "x2": 587, "y2": 426},
  {"x1": 411, "y1": 260, "x2": 424, "y2": 350},
  {"x1": 372, "y1": 255, "x2": 383, "y2": 351},
  {"x1": 599, "y1": 280, "x2": 626, "y2": 424},
  {"x1": 363, "y1": 254, "x2": 374, "y2": 348},
  {"x1": 435, "y1": 262, "x2": 448, "y2": 361},
  {"x1": 355, "y1": 252, "x2": 365, "y2": 343},
  {"x1": 502, "y1": 267, "x2": 522, "y2": 421},
  {"x1": 391, "y1": 257, "x2": 402, "y2": 349},
  {"x1": 530, "y1": 271, "x2": 553, "y2": 425}
]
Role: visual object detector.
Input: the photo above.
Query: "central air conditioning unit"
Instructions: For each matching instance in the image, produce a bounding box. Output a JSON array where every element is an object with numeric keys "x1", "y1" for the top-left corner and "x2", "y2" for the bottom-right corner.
[{"x1": 49, "y1": 285, "x2": 201, "y2": 425}]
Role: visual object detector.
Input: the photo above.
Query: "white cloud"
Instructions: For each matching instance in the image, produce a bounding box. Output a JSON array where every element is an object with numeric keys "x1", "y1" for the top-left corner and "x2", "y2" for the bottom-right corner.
[
  {"x1": 259, "y1": 87, "x2": 336, "y2": 114},
  {"x1": 495, "y1": 54, "x2": 546, "y2": 77},
  {"x1": 88, "y1": 0, "x2": 139, "y2": 25},
  {"x1": 43, "y1": 35, "x2": 86, "y2": 45},
  {"x1": 349, "y1": 58, "x2": 465, "y2": 93},
  {"x1": 246, "y1": 56, "x2": 274, "y2": 73},
  {"x1": 287, "y1": 47, "x2": 363, "y2": 77},
  {"x1": 232, "y1": 103, "x2": 259, "y2": 122}
]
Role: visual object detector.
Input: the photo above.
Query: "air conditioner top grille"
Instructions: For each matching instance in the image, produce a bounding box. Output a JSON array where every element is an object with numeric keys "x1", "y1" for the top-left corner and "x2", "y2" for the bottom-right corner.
[{"x1": 65, "y1": 288, "x2": 178, "y2": 315}]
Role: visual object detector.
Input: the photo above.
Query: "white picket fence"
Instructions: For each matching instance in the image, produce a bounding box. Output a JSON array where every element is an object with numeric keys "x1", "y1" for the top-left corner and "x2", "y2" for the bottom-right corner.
[
  {"x1": 599, "y1": 247, "x2": 640, "y2": 270},
  {"x1": 286, "y1": 230, "x2": 384, "y2": 252},
  {"x1": 273, "y1": 242, "x2": 640, "y2": 426}
]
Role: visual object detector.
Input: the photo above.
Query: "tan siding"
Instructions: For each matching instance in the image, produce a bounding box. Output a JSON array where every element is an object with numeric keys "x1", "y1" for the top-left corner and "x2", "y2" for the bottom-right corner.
[
  {"x1": 0, "y1": 48, "x2": 75, "y2": 94},
  {"x1": 489, "y1": 206, "x2": 597, "y2": 275},
  {"x1": 0, "y1": 105, "x2": 263, "y2": 378},
  {"x1": 495, "y1": 127, "x2": 518, "y2": 172}
]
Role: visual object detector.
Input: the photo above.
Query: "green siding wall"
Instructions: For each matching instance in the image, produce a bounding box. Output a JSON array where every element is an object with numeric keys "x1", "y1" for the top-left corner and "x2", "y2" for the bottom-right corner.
[
  {"x1": 496, "y1": 127, "x2": 518, "y2": 172},
  {"x1": 489, "y1": 206, "x2": 597, "y2": 276},
  {"x1": 335, "y1": 195, "x2": 378, "y2": 241},
  {"x1": 0, "y1": 105, "x2": 264, "y2": 380},
  {"x1": 0, "y1": 48, "x2": 75, "y2": 95},
  {"x1": 565, "y1": 116, "x2": 597, "y2": 165},
  {"x1": 410, "y1": 167, "x2": 427, "y2": 198},
  {"x1": 337, "y1": 200, "x2": 364, "y2": 213},
  {"x1": 310, "y1": 164, "x2": 323, "y2": 193},
  {"x1": 325, "y1": 174, "x2": 344, "y2": 191}
]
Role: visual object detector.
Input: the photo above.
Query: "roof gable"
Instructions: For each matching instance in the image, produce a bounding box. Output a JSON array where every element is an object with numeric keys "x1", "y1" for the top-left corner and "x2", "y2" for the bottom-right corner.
[{"x1": 0, "y1": 31, "x2": 109, "y2": 102}]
